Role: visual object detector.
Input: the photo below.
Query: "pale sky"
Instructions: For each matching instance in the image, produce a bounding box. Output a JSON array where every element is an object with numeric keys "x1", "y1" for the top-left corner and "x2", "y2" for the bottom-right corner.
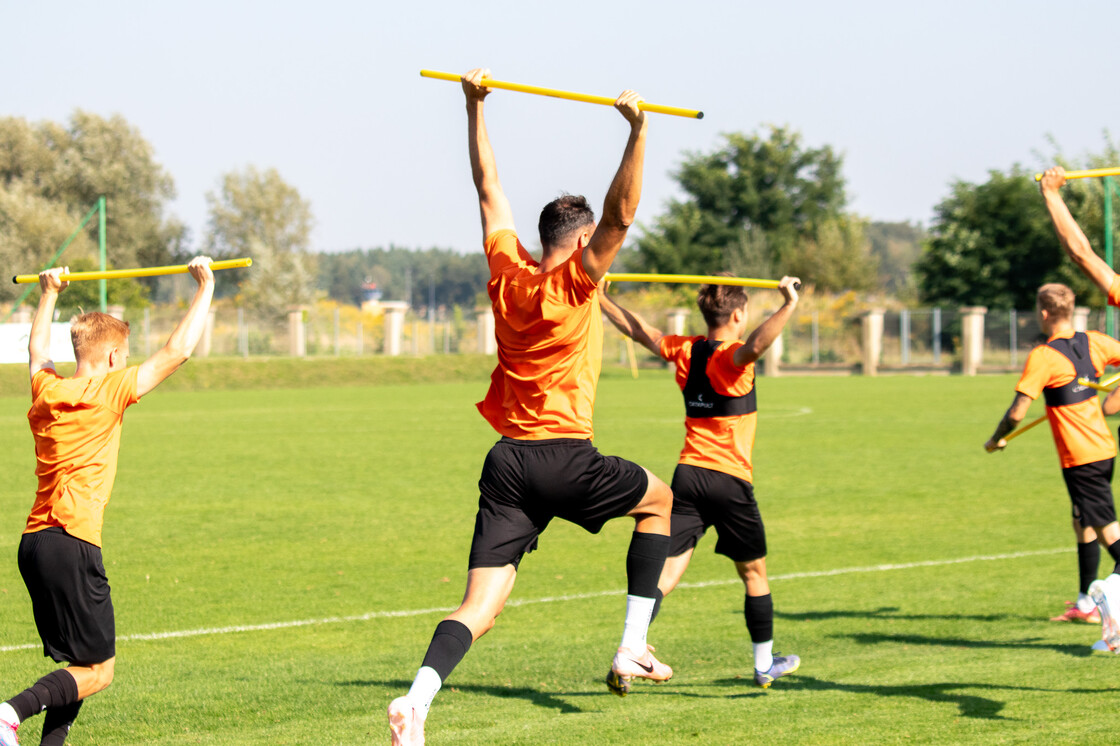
[{"x1": 4, "y1": 1, "x2": 1119, "y2": 255}]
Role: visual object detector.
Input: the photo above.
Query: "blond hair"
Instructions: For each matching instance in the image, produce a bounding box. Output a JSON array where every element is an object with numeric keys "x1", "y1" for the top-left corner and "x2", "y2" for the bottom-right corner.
[
  {"x1": 70, "y1": 312, "x2": 131, "y2": 361},
  {"x1": 1037, "y1": 283, "x2": 1075, "y2": 321}
]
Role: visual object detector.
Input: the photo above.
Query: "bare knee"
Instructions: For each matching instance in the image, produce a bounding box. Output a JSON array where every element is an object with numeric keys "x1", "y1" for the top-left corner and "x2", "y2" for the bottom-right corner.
[{"x1": 89, "y1": 659, "x2": 114, "y2": 693}]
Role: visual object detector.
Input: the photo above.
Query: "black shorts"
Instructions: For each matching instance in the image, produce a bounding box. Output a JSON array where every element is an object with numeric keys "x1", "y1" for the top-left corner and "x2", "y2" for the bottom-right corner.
[
  {"x1": 669, "y1": 463, "x2": 766, "y2": 563},
  {"x1": 18, "y1": 527, "x2": 115, "y2": 665},
  {"x1": 1062, "y1": 458, "x2": 1118, "y2": 528},
  {"x1": 469, "y1": 437, "x2": 649, "y2": 569}
]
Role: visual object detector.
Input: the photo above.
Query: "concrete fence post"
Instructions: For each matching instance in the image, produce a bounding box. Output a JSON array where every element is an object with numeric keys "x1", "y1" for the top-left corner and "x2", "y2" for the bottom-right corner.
[
  {"x1": 959, "y1": 306, "x2": 988, "y2": 376},
  {"x1": 288, "y1": 309, "x2": 306, "y2": 357},
  {"x1": 382, "y1": 301, "x2": 409, "y2": 356},
  {"x1": 476, "y1": 307, "x2": 496, "y2": 355},
  {"x1": 861, "y1": 309, "x2": 885, "y2": 376}
]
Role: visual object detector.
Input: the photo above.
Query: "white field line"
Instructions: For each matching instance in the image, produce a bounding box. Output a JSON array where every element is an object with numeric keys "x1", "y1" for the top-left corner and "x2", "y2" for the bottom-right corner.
[{"x1": 0, "y1": 547, "x2": 1068, "y2": 654}]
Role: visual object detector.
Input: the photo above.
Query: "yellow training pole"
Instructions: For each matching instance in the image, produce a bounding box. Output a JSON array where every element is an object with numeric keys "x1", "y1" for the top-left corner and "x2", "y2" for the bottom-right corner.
[
  {"x1": 605, "y1": 273, "x2": 800, "y2": 291},
  {"x1": 420, "y1": 69, "x2": 704, "y2": 120},
  {"x1": 1003, "y1": 371, "x2": 1120, "y2": 445},
  {"x1": 1002, "y1": 414, "x2": 1048, "y2": 443},
  {"x1": 625, "y1": 337, "x2": 639, "y2": 379},
  {"x1": 1033, "y1": 166, "x2": 1120, "y2": 182},
  {"x1": 13, "y1": 258, "x2": 253, "y2": 284}
]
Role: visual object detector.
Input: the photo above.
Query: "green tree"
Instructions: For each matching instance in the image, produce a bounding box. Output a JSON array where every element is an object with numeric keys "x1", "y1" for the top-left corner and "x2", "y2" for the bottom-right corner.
[
  {"x1": 0, "y1": 110, "x2": 184, "y2": 304},
  {"x1": 867, "y1": 220, "x2": 926, "y2": 298},
  {"x1": 633, "y1": 126, "x2": 872, "y2": 290},
  {"x1": 917, "y1": 167, "x2": 1098, "y2": 309},
  {"x1": 204, "y1": 166, "x2": 318, "y2": 318}
]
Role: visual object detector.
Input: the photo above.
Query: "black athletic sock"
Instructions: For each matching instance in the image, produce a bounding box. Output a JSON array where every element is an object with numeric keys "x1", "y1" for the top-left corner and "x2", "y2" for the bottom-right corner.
[
  {"x1": 6, "y1": 670, "x2": 80, "y2": 723},
  {"x1": 1078, "y1": 540, "x2": 1101, "y2": 595},
  {"x1": 744, "y1": 593, "x2": 774, "y2": 644},
  {"x1": 40, "y1": 700, "x2": 83, "y2": 746},
  {"x1": 420, "y1": 620, "x2": 474, "y2": 681},
  {"x1": 649, "y1": 588, "x2": 664, "y2": 623},
  {"x1": 1106, "y1": 539, "x2": 1120, "y2": 575},
  {"x1": 626, "y1": 532, "x2": 670, "y2": 598}
]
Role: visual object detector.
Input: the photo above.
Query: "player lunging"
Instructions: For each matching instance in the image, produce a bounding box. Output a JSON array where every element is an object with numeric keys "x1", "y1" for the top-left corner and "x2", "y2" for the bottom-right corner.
[
  {"x1": 387, "y1": 69, "x2": 673, "y2": 745},
  {"x1": 600, "y1": 275, "x2": 802, "y2": 686}
]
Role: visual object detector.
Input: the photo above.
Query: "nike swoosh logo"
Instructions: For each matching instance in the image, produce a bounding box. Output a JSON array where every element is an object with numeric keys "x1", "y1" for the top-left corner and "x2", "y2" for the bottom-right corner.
[{"x1": 629, "y1": 658, "x2": 654, "y2": 673}]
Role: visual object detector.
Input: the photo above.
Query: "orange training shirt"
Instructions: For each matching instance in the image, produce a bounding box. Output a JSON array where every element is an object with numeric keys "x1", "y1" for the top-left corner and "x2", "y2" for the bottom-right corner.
[
  {"x1": 1016, "y1": 329, "x2": 1120, "y2": 468},
  {"x1": 476, "y1": 229, "x2": 602, "y2": 440},
  {"x1": 659, "y1": 335, "x2": 757, "y2": 482},
  {"x1": 25, "y1": 366, "x2": 140, "y2": 547}
]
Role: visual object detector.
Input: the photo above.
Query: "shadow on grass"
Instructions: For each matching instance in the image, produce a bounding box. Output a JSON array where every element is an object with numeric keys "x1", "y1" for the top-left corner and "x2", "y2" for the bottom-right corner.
[
  {"x1": 844, "y1": 631, "x2": 1091, "y2": 658},
  {"x1": 338, "y1": 679, "x2": 587, "y2": 714},
  {"x1": 774, "y1": 606, "x2": 1018, "y2": 623},
  {"x1": 733, "y1": 674, "x2": 1037, "y2": 720}
]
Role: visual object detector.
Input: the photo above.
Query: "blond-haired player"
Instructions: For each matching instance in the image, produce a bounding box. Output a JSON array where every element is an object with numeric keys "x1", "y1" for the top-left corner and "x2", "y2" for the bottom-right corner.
[
  {"x1": 985, "y1": 283, "x2": 1120, "y2": 650},
  {"x1": 1, "y1": 257, "x2": 214, "y2": 746}
]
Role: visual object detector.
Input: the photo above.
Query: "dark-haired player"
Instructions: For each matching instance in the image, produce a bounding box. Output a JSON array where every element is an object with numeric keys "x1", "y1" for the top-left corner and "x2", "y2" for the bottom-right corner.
[
  {"x1": 388, "y1": 68, "x2": 673, "y2": 745},
  {"x1": 599, "y1": 275, "x2": 802, "y2": 687}
]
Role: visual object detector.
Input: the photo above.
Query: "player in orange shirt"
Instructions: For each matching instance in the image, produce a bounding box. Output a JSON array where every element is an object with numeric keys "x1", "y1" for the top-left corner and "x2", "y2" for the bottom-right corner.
[
  {"x1": 388, "y1": 68, "x2": 673, "y2": 745},
  {"x1": 599, "y1": 275, "x2": 802, "y2": 687},
  {"x1": 1, "y1": 258, "x2": 214, "y2": 746},
  {"x1": 984, "y1": 283, "x2": 1120, "y2": 648}
]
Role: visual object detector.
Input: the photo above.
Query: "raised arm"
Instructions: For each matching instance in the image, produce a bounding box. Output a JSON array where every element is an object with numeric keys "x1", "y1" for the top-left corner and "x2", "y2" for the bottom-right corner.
[
  {"x1": 733, "y1": 277, "x2": 800, "y2": 367},
  {"x1": 136, "y1": 256, "x2": 215, "y2": 397},
  {"x1": 462, "y1": 68, "x2": 515, "y2": 241},
  {"x1": 983, "y1": 392, "x2": 1034, "y2": 452},
  {"x1": 1040, "y1": 167, "x2": 1115, "y2": 295},
  {"x1": 599, "y1": 287, "x2": 664, "y2": 355},
  {"x1": 582, "y1": 91, "x2": 648, "y2": 283},
  {"x1": 28, "y1": 267, "x2": 69, "y2": 382}
]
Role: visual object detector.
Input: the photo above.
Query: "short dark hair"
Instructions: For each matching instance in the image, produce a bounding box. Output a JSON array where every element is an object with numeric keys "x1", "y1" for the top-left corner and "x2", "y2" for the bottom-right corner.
[
  {"x1": 697, "y1": 276, "x2": 749, "y2": 328},
  {"x1": 538, "y1": 194, "x2": 595, "y2": 248}
]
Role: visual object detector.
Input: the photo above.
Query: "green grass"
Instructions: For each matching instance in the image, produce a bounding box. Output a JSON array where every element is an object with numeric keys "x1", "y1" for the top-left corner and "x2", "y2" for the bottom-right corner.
[{"x1": 0, "y1": 367, "x2": 1115, "y2": 744}]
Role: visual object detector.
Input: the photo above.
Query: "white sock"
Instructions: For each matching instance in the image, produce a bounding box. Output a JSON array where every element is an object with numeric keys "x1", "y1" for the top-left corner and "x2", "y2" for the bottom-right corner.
[
  {"x1": 0, "y1": 701, "x2": 18, "y2": 726},
  {"x1": 1077, "y1": 593, "x2": 1096, "y2": 613},
  {"x1": 753, "y1": 640, "x2": 774, "y2": 672},
  {"x1": 405, "y1": 666, "x2": 442, "y2": 720},
  {"x1": 619, "y1": 594, "x2": 656, "y2": 651}
]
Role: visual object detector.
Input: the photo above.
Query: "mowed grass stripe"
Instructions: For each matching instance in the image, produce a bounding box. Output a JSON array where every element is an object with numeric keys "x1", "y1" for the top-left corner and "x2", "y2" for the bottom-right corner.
[{"x1": 0, "y1": 546, "x2": 1068, "y2": 654}]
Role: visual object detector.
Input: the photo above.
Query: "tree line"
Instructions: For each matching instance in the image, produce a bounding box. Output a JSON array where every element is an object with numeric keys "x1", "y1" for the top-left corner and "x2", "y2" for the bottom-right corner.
[{"x1": 3, "y1": 109, "x2": 1114, "y2": 319}]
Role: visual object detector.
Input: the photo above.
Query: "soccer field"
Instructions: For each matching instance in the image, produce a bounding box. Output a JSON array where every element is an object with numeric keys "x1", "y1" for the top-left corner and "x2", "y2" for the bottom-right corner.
[{"x1": 0, "y1": 369, "x2": 1116, "y2": 745}]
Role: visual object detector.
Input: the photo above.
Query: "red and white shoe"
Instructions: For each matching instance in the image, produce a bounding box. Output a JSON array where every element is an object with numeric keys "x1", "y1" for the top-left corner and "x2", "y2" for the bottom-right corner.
[
  {"x1": 1049, "y1": 601, "x2": 1101, "y2": 623},
  {"x1": 606, "y1": 644, "x2": 673, "y2": 696},
  {"x1": 0, "y1": 716, "x2": 18, "y2": 746},
  {"x1": 387, "y1": 696, "x2": 425, "y2": 746}
]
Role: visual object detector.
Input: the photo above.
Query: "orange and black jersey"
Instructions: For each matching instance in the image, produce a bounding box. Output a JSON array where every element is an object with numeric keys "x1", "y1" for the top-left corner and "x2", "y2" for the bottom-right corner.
[
  {"x1": 659, "y1": 335, "x2": 757, "y2": 483},
  {"x1": 1016, "y1": 329, "x2": 1120, "y2": 468}
]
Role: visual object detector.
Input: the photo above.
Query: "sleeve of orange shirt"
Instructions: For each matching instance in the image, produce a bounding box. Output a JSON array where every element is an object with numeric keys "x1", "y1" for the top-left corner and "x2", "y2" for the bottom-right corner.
[
  {"x1": 1110, "y1": 275, "x2": 1120, "y2": 307},
  {"x1": 106, "y1": 366, "x2": 141, "y2": 410},
  {"x1": 484, "y1": 229, "x2": 533, "y2": 276},
  {"x1": 30, "y1": 368, "x2": 59, "y2": 400},
  {"x1": 1015, "y1": 346, "x2": 1054, "y2": 400},
  {"x1": 1089, "y1": 330, "x2": 1120, "y2": 371},
  {"x1": 707, "y1": 342, "x2": 755, "y2": 396}
]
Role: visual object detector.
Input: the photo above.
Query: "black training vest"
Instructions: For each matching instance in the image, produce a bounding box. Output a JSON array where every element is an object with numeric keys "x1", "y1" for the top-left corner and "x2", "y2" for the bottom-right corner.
[
  {"x1": 682, "y1": 339, "x2": 757, "y2": 418},
  {"x1": 1042, "y1": 332, "x2": 1098, "y2": 408}
]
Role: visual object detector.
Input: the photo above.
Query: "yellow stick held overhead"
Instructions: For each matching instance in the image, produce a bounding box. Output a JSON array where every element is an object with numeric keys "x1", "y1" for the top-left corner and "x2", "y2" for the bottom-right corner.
[
  {"x1": 1033, "y1": 166, "x2": 1120, "y2": 182},
  {"x1": 12, "y1": 258, "x2": 253, "y2": 284},
  {"x1": 420, "y1": 69, "x2": 704, "y2": 120},
  {"x1": 604, "y1": 272, "x2": 800, "y2": 291}
]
